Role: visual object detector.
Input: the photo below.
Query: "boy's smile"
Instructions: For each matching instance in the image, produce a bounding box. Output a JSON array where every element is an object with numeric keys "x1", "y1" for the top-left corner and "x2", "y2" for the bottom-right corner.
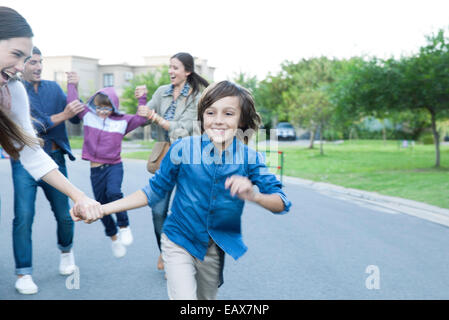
[{"x1": 203, "y1": 96, "x2": 241, "y2": 149}]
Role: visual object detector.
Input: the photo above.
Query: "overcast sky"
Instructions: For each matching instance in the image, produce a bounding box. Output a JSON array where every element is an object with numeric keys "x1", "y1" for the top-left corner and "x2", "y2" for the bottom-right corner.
[{"x1": 4, "y1": 0, "x2": 449, "y2": 80}]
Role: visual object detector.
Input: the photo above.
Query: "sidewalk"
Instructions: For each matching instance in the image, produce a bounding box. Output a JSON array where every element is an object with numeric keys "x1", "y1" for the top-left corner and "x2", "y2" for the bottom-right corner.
[{"x1": 283, "y1": 175, "x2": 449, "y2": 228}]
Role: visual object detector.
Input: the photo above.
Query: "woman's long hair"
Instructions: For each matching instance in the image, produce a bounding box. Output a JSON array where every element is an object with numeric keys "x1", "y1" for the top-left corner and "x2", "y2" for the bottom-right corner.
[
  {"x1": 0, "y1": 107, "x2": 40, "y2": 159},
  {"x1": 171, "y1": 52, "x2": 209, "y2": 98},
  {"x1": 0, "y1": 7, "x2": 39, "y2": 159}
]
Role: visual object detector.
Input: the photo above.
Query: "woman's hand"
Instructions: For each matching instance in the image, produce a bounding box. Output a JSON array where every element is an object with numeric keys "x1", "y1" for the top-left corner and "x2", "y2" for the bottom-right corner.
[
  {"x1": 225, "y1": 175, "x2": 256, "y2": 202},
  {"x1": 70, "y1": 194, "x2": 104, "y2": 224},
  {"x1": 152, "y1": 112, "x2": 170, "y2": 130},
  {"x1": 137, "y1": 105, "x2": 151, "y2": 118}
]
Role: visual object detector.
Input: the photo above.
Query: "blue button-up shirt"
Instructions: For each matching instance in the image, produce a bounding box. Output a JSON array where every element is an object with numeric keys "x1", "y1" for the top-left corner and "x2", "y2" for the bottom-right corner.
[
  {"x1": 24, "y1": 80, "x2": 80, "y2": 160},
  {"x1": 142, "y1": 134, "x2": 291, "y2": 261}
]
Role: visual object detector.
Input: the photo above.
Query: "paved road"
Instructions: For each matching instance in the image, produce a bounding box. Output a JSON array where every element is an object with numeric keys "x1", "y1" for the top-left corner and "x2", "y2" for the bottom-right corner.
[{"x1": 1, "y1": 157, "x2": 449, "y2": 300}]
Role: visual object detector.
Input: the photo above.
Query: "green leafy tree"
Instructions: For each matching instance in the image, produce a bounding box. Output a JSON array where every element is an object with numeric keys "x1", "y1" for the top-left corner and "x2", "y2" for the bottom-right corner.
[
  {"x1": 281, "y1": 57, "x2": 340, "y2": 153},
  {"x1": 333, "y1": 29, "x2": 449, "y2": 167},
  {"x1": 121, "y1": 66, "x2": 170, "y2": 114},
  {"x1": 233, "y1": 71, "x2": 286, "y2": 138}
]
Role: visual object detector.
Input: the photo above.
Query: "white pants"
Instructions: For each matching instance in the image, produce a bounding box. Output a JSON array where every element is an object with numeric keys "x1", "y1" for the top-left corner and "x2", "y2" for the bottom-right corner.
[{"x1": 161, "y1": 233, "x2": 221, "y2": 300}]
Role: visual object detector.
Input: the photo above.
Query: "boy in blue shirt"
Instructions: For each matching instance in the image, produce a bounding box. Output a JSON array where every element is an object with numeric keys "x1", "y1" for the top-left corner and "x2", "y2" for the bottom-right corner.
[{"x1": 72, "y1": 81, "x2": 291, "y2": 300}]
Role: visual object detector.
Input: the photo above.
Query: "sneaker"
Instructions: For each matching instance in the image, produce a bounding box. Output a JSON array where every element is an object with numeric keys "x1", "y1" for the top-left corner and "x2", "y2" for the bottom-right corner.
[
  {"x1": 111, "y1": 238, "x2": 126, "y2": 258},
  {"x1": 59, "y1": 250, "x2": 77, "y2": 275},
  {"x1": 119, "y1": 227, "x2": 133, "y2": 246},
  {"x1": 15, "y1": 275, "x2": 38, "y2": 295}
]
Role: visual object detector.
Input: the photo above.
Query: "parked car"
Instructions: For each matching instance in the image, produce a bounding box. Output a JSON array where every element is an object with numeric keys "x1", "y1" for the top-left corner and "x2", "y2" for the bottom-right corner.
[{"x1": 276, "y1": 122, "x2": 296, "y2": 141}]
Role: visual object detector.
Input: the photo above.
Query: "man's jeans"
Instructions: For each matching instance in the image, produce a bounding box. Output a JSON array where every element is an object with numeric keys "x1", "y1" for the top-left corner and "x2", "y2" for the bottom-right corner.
[{"x1": 11, "y1": 150, "x2": 73, "y2": 275}]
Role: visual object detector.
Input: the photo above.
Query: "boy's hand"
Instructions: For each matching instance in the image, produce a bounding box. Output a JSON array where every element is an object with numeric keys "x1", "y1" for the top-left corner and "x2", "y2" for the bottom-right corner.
[
  {"x1": 135, "y1": 85, "x2": 148, "y2": 99},
  {"x1": 225, "y1": 175, "x2": 256, "y2": 202},
  {"x1": 69, "y1": 202, "x2": 105, "y2": 224},
  {"x1": 66, "y1": 72, "x2": 79, "y2": 86}
]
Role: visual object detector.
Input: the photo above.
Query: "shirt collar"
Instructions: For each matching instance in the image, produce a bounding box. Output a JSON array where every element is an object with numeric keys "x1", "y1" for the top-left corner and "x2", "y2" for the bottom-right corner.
[
  {"x1": 163, "y1": 82, "x2": 190, "y2": 97},
  {"x1": 24, "y1": 80, "x2": 42, "y2": 91}
]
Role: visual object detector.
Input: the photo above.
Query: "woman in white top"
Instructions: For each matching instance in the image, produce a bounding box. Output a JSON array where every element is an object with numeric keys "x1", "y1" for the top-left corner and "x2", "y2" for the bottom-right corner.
[{"x1": 0, "y1": 6, "x2": 103, "y2": 293}]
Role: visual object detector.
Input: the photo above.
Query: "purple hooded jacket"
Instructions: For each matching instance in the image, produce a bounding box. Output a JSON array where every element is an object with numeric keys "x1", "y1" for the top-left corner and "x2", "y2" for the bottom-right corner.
[{"x1": 67, "y1": 83, "x2": 147, "y2": 164}]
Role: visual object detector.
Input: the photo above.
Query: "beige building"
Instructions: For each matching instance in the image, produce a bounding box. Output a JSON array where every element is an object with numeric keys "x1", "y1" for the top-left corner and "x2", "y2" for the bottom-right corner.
[
  {"x1": 41, "y1": 55, "x2": 215, "y2": 137},
  {"x1": 42, "y1": 55, "x2": 215, "y2": 99}
]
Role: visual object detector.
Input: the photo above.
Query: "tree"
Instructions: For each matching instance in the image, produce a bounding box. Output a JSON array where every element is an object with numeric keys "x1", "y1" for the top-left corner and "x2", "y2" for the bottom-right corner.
[
  {"x1": 121, "y1": 66, "x2": 170, "y2": 114},
  {"x1": 280, "y1": 57, "x2": 340, "y2": 153},
  {"x1": 333, "y1": 29, "x2": 449, "y2": 167}
]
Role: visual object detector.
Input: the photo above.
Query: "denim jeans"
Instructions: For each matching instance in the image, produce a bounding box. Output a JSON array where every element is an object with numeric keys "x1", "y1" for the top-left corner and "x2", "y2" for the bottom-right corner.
[
  {"x1": 90, "y1": 162, "x2": 129, "y2": 237},
  {"x1": 11, "y1": 150, "x2": 73, "y2": 275},
  {"x1": 151, "y1": 189, "x2": 173, "y2": 251}
]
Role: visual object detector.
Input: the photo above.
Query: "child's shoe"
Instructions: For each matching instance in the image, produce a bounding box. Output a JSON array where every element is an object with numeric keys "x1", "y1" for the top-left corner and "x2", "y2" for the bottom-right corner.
[
  {"x1": 59, "y1": 250, "x2": 77, "y2": 275},
  {"x1": 119, "y1": 226, "x2": 133, "y2": 246},
  {"x1": 111, "y1": 238, "x2": 126, "y2": 258}
]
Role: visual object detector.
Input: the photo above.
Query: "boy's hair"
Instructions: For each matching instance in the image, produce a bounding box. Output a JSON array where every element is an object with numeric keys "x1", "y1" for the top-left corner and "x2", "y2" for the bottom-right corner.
[
  {"x1": 198, "y1": 81, "x2": 261, "y2": 142},
  {"x1": 94, "y1": 93, "x2": 113, "y2": 107}
]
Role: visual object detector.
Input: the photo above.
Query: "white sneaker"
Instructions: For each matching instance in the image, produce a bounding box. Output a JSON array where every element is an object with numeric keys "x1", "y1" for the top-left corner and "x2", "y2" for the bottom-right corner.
[
  {"x1": 111, "y1": 239, "x2": 127, "y2": 258},
  {"x1": 15, "y1": 275, "x2": 38, "y2": 295},
  {"x1": 59, "y1": 250, "x2": 77, "y2": 275},
  {"x1": 119, "y1": 227, "x2": 133, "y2": 246}
]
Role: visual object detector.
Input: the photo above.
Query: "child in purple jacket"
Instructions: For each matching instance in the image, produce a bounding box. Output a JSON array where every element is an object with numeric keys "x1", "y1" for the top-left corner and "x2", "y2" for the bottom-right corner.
[{"x1": 67, "y1": 72, "x2": 150, "y2": 258}]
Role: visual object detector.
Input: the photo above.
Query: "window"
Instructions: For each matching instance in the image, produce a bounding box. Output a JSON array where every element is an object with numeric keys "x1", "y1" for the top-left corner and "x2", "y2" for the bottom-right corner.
[
  {"x1": 125, "y1": 72, "x2": 133, "y2": 81},
  {"x1": 103, "y1": 73, "x2": 114, "y2": 87}
]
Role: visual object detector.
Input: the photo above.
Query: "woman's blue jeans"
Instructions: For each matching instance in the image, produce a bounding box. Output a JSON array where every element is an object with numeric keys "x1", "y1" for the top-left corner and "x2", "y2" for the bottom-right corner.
[
  {"x1": 11, "y1": 150, "x2": 73, "y2": 275},
  {"x1": 151, "y1": 189, "x2": 173, "y2": 251}
]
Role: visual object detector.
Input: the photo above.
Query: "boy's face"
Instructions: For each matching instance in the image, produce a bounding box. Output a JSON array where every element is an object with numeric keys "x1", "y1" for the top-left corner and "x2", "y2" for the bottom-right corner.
[
  {"x1": 203, "y1": 96, "x2": 241, "y2": 148},
  {"x1": 95, "y1": 103, "x2": 113, "y2": 119}
]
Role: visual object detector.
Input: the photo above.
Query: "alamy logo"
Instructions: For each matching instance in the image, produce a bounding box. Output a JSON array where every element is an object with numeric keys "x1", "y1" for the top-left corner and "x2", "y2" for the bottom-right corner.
[
  {"x1": 365, "y1": 265, "x2": 380, "y2": 290},
  {"x1": 66, "y1": 266, "x2": 80, "y2": 290}
]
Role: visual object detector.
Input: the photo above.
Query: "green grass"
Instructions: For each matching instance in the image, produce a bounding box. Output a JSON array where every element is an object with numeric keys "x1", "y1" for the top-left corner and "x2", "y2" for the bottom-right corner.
[
  {"x1": 71, "y1": 136, "x2": 449, "y2": 209},
  {"x1": 122, "y1": 151, "x2": 151, "y2": 160},
  {"x1": 260, "y1": 140, "x2": 449, "y2": 209},
  {"x1": 68, "y1": 136, "x2": 84, "y2": 149}
]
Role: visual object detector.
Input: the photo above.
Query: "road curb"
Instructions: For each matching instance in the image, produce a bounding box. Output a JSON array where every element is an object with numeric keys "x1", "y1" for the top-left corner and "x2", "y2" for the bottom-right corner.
[{"x1": 283, "y1": 175, "x2": 449, "y2": 228}]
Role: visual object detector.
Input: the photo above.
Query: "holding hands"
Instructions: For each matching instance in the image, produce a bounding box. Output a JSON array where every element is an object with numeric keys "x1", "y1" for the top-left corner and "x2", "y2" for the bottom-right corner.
[
  {"x1": 66, "y1": 71, "x2": 79, "y2": 86},
  {"x1": 137, "y1": 105, "x2": 154, "y2": 118},
  {"x1": 135, "y1": 85, "x2": 148, "y2": 99},
  {"x1": 64, "y1": 100, "x2": 84, "y2": 118},
  {"x1": 70, "y1": 200, "x2": 104, "y2": 224}
]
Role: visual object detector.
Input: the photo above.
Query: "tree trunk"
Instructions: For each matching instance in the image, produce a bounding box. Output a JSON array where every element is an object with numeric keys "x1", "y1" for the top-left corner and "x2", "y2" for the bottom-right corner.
[
  {"x1": 430, "y1": 109, "x2": 440, "y2": 167},
  {"x1": 319, "y1": 125, "x2": 324, "y2": 155},
  {"x1": 381, "y1": 120, "x2": 387, "y2": 146},
  {"x1": 309, "y1": 127, "x2": 316, "y2": 149}
]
